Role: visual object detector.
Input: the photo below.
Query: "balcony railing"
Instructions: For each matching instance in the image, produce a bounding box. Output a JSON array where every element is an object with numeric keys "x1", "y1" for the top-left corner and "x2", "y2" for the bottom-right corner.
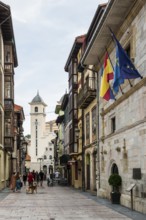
[
  {"x1": 4, "y1": 99, "x2": 13, "y2": 111},
  {"x1": 78, "y1": 77, "x2": 96, "y2": 109},
  {"x1": 4, "y1": 136, "x2": 14, "y2": 152}
]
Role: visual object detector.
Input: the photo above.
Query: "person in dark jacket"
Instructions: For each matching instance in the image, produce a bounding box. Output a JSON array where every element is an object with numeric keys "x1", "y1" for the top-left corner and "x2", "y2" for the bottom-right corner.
[
  {"x1": 23, "y1": 172, "x2": 27, "y2": 186},
  {"x1": 36, "y1": 171, "x2": 40, "y2": 186},
  {"x1": 16, "y1": 172, "x2": 22, "y2": 192},
  {"x1": 39, "y1": 170, "x2": 44, "y2": 186}
]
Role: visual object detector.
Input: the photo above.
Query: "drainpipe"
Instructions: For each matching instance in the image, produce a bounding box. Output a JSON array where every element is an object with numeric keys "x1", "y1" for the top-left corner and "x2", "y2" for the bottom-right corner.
[
  {"x1": 96, "y1": 71, "x2": 100, "y2": 190},
  {"x1": 82, "y1": 109, "x2": 85, "y2": 191},
  {"x1": 79, "y1": 63, "x2": 85, "y2": 192}
]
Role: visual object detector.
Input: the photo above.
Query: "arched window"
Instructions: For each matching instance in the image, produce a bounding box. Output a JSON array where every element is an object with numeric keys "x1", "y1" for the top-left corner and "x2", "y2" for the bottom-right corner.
[{"x1": 35, "y1": 107, "x2": 38, "y2": 112}]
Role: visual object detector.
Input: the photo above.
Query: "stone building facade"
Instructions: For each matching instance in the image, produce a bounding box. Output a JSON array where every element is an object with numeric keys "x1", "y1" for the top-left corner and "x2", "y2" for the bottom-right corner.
[
  {"x1": 0, "y1": 2, "x2": 21, "y2": 190},
  {"x1": 80, "y1": 0, "x2": 146, "y2": 214}
]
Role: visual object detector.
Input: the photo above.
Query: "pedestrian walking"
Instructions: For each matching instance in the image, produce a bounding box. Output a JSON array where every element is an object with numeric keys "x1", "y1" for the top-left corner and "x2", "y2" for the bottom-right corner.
[
  {"x1": 10, "y1": 172, "x2": 16, "y2": 192},
  {"x1": 32, "y1": 170, "x2": 36, "y2": 181},
  {"x1": 27, "y1": 171, "x2": 34, "y2": 187},
  {"x1": 39, "y1": 170, "x2": 44, "y2": 186},
  {"x1": 49, "y1": 173, "x2": 54, "y2": 186},
  {"x1": 15, "y1": 172, "x2": 22, "y2": 192},
  {"x1": 23, "y1": 172, "x2": 27, "y2": 186},
  {"x1": 36, "y1": 171, "x2": 40, "y2": 186},
  {"x1": 55, "y1": 170, "x2": 60, "y2": 178},
  {"x1": 55, "y1": 170, "x2": 60, "y2": 184}
]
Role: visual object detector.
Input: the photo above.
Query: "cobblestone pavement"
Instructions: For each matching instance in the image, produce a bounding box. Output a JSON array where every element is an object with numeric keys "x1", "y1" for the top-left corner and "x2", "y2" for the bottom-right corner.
[{"x1": 0, "y1": 182, "x2": 145, "y2": 220}]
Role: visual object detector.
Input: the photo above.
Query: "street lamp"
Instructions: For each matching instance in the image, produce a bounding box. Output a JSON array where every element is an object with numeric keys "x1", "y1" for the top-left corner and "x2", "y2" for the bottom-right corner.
[
  {"x1": 37, "y1": 158, "x2": 43, "y2": 171},
  {"x1": 20, "y1": 133, "x2": 28, "y2": 174},
  {"x1": 22, "y1": 139, "x2": 28, "y2": 155},
  {"x1": 20, "y1": 136, "x2": 28, "y2": 175}
]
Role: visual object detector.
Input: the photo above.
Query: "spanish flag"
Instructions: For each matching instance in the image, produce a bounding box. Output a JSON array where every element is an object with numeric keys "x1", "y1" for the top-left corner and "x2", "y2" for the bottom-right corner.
[{"x1": 100, "y1": 53, "x2": 115, "y2": 101}]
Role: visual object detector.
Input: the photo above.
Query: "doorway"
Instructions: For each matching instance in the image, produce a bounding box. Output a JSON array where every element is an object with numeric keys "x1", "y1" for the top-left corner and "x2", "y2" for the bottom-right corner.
[
  {"x1": 111, "y1": 163, "x2": 119, "y2": 174},
  {"x1": 86, "y1": 154, "x2": 90, "y2": 190}
]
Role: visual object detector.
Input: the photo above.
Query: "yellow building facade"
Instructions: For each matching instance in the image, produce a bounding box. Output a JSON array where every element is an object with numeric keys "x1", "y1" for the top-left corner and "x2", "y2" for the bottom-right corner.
[{"x1": 0, "y1": 2, "x2": 19, "y2": 190}]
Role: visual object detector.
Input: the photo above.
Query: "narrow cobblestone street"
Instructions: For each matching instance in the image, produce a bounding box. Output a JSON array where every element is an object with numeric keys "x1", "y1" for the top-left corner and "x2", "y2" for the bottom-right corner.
[{"x1": 0, "y1": 182, "x2": 145, "y2": 220}]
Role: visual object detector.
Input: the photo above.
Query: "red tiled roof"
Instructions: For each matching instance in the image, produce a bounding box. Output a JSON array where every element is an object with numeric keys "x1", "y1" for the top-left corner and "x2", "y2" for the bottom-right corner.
[{"x1": 14, "y1": 104, "x2": 22, "y2": 112}]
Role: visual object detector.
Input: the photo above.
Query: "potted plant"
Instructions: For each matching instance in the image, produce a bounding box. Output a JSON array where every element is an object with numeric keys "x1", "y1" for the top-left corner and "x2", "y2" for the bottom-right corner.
[{"x1": 108, "y1": 173, "x2": 122, "y2": 204}]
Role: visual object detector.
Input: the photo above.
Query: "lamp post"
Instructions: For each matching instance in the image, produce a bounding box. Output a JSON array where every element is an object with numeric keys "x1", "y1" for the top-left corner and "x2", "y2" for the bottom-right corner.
[
  {"x1": 22, "y1": 139, "x2": 28, "y2": 173},
  {"x1": 51, "y1": 158, "x2": 55, "y2": 173},
  {"x1": 21, "y1": 137, "x2": 28, "y2": 175},
  {"x1": 37, "y1": 158, "x2": 43, "y2": 171}
]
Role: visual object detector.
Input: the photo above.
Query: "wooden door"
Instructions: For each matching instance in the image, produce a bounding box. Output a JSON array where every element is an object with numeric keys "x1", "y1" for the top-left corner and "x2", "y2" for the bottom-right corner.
[{"x1": 87, "y1": 164, "x2": 90, "y2": 189}]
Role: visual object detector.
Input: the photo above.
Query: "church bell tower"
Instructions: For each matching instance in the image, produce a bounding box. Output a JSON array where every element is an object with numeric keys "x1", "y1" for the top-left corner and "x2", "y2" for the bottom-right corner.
[{"x1": 29, "y1": 91, "x2": 47, "y2": 163}]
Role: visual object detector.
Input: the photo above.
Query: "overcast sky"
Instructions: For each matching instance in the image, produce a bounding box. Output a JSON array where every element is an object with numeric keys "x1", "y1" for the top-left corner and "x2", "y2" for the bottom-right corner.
[{"x1": 3, "y1": 0, "x2": 107, "y2": 135}]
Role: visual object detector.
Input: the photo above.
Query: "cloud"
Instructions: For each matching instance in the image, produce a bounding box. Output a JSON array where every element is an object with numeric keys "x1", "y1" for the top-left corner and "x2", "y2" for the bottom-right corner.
[{"x1": 3, "y1": 0, "x2": 107, "y2": 134}]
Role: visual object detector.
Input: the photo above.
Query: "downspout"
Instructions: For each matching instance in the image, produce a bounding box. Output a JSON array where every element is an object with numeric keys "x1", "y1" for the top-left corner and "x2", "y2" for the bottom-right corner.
[
  {"x1": 80, "y1": 63, "x2": 85, "y2": 191},
  {"x1": 96, "y1": 70, "x2": 100, "y2": 190},
  {"x1": 82, "y1": 108, "x2": 85, "y2": 191}
]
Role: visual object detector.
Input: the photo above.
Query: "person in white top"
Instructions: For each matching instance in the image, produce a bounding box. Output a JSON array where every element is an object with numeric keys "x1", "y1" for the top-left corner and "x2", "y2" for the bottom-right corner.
[
  {"x1": 55, "y1": 170, "x2": 60, "y2": 184},
  {"x1": 55, "y1": 171, "x2": 59, "y2": 178}
]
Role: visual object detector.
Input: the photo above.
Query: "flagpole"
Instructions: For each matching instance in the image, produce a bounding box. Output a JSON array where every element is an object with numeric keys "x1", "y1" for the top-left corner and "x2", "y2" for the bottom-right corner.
[
  {"x1": 105, "y1": 47, "x2": 124, "y2": 95},
  {"x1": 127, "y1": 79, "x2": 133, "y2": 87},
  {"x1": 97, "y1": 56, "x2": 103, "y2": 70}
]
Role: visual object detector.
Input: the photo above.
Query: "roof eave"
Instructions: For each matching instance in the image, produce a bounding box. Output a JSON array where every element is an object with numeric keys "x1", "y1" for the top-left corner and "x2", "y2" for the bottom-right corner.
[
  {"x1": 64, "y1": 35, "x2": 86, "y2": 72},
  {"x1": 81, "y1": 0, "x2": 138, "y2": 65}
]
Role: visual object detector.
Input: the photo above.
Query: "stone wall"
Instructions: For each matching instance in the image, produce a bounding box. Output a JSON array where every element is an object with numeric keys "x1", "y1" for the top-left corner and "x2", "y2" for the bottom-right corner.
[{"x1": 98, "y1": 2, "x2": 146, "y2": 214}]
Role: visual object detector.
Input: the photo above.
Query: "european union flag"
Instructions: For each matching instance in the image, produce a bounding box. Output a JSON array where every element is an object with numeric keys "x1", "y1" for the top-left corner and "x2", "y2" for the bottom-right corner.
[
  {"x1": 113, "y1": 46, "x2": 124, "y2": 93},
  {"x1": 111, "y1": 31, "x2": 142, "y2": 93}
]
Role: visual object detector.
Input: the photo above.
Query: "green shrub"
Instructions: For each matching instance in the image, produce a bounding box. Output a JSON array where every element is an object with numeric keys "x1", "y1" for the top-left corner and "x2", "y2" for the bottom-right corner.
[{"x1": 108, "y1": 174, "x2": 122, "y2": 192}]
